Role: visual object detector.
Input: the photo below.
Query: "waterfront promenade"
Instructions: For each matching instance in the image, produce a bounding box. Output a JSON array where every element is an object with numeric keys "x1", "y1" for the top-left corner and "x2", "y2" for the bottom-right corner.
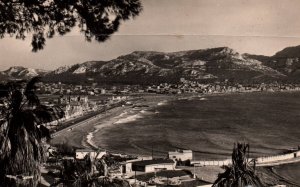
[{"x1": 191, "y1": 150, "x2": 300, "y2": 167}]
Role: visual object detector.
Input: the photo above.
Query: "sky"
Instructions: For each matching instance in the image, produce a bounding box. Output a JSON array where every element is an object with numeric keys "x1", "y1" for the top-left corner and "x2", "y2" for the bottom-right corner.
[{"x1": 1, "y1": 0, "x2": 300, "y2": 70}]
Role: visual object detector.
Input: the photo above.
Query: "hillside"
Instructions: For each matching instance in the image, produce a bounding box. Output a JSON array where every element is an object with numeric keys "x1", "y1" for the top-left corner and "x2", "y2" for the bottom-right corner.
[
  {"x1": 4, "y1": 46, "x2": 300, "y2": 85},
  {"x1": 42, "y1": 47, "x2": 286, "y2": 85},
  {"x1": 246, "y1": 45, "x2": 300, "y2": 79},
  {"x1": 0, "y1": 66, "x2": 48, "y2": 81}
]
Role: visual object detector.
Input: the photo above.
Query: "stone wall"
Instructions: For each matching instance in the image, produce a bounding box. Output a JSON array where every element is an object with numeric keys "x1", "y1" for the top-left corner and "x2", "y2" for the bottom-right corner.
[{"x1": 191, "y1": 150, "x2": 300, "y2": 166}]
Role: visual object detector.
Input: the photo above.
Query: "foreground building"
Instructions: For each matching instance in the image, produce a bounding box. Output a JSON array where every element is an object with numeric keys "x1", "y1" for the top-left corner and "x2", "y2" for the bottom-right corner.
[
  {"x1": 128, "y1": 170, "x2": 213, "y2": 187},
  {"x1": 123, "y1": 158, "x2": 176, "y2": 174}
]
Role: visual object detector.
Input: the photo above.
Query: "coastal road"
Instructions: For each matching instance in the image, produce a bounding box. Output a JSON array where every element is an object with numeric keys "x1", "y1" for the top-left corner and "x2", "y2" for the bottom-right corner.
[
  {"x1": 51, "y1": 102, "x2": 124, "y2": 137},
  {"x1": 256, "y1": 157, "x2": 300, "y2": 167},
  {"x1": 50, "y1": 104, "x2": 130, "y2": 149},
  {"x1": 51, "y1": 111, "x2": 103, "y2": 138}
]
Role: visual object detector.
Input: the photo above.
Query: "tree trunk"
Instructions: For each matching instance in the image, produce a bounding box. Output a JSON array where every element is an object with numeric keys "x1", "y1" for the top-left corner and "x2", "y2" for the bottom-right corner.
[
  {"x1": 0, "y1": 127, "x2": 42, "y2": 187},
  {"x1": 4, "y1": 177, "x2": 37, "y2": 187}
]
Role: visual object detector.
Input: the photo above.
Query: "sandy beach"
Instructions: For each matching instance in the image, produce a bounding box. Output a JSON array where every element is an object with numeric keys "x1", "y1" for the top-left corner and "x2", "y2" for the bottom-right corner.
[
  {"x1": 50, "y1": 94, "x2": 178, "y2": 150},
  {"x1": 50, "y1": 106, "x2": 129, "y2": 148},
  {"x1": 50, "y1": 93, "x2": 248, "y2": 150},
  {"x1": 50, "y1": 93, "x2": 300, "y2": 185}
]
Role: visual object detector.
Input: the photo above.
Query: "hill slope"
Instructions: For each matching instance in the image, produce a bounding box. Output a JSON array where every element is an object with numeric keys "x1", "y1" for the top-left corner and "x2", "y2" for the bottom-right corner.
[
  {"x1": 0, "y1": 66, "x2": 48, "y2": 81},
  {"x1": 246, "y1": 45, "x2": 300, "y2": 79},
  {"x1": 43, "y1": 47, "x2": 285, "y2": 84}
]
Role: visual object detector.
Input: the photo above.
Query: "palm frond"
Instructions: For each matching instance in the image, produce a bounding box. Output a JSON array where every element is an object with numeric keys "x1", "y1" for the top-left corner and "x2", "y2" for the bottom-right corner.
[
  {"x1": 10, "y1": 90, "x2": 23, "y2": 112},
  {"x1": 37, "y1": 125, "x2": 51, "y2": 141},
  {"x1": 0, "y1": 78, "x2": 53, "y2": 187},
  {"x1": 48, "y1": 106, "x2": 65, "y2": 120},
  {"x1": 33, "y1": 105, "x2": 65, "y2": 123},
  {"x1": 213, "y1": 142, "x2": 264, "y2": 187},
  {"x1": 0, "y1": 83, "x2": 9, "y2": 99},
  {"x1": 32, "y1": 105, "x2": 53, "y2": 123},
  {"x1": 24, "y1": 77, "x2": 40, "y2": 106}
]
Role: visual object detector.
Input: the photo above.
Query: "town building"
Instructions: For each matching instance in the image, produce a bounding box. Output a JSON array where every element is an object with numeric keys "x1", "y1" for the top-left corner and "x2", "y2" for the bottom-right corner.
[
  {"x1": 131, "y1": 159, "x2": 175, "y2": 173},
  {"x1": 168, "y1": 150, "x2": 193, "y2": 161},
  {"x1": 128, "y1": 170, "x2": 213, "y2": 187},
  {"x1": 59, "y1": 95, "x2": 90, "y2": 119}
]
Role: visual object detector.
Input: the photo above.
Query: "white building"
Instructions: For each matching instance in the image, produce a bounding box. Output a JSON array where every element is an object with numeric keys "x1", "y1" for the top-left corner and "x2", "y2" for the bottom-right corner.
[
  {"x1": 168, "y1": 150, "x2": 193, "y2": 161},
  {"x1": 131, "y1": 159, "x2": 175, "y2": 173},
  {"x1": 122, "y1": 157, "x2": 153, "y2": 175},
  {"x1": 75, "y1": 149, "x2": 107, "y2": 160}
]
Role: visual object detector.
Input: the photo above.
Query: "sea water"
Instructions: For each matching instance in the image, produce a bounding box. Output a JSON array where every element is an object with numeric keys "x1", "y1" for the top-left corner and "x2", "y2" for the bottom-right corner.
[{"x1": 92, "y1": 92, "x2": 300, "y2": 160}]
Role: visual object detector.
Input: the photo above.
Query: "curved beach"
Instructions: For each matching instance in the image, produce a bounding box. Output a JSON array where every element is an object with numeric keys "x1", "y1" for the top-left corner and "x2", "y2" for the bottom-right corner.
[
  {"x1": 51, "y1": 92, "x2": 300, "y2": 185},
  {"x1": 91, "y1": 92, "x2": 300, "y2": 159},
  {"x1": 50, "y1": 95, "x2": 175, "y2": 150},
  {"x1": 50, "y1": 106, "x2": 131, "y2": 149}
]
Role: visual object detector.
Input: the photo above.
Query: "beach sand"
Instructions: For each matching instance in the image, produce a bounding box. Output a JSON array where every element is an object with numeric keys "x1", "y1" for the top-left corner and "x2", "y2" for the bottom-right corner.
[
  {"x1": 50, "y1": 94, "x2": 176, "y2": 150},
  {"x1": 50, "y1": 106, "x2": 131, "y2": 148},
  {"x1": 50, "y1": 93, "x2": 300, "y2": 185}
]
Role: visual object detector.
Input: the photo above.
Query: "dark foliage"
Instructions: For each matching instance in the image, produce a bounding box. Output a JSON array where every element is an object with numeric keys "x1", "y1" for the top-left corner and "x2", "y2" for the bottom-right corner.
[
  {"x1": 51, "y1": 152, "x2": 130, "y2": 187},
  {"x1": 213, "y1": 143, "x2": 264, "y2": 187},
  {"x1": 54, "y1": 142, "x2": 75, "y2": 156},
  {"x1": 0, "y1": 0, "x2": 142, "y2": 51},
  {"x1": 0, "y1": 77, "x2": 64, "y2": 187}
]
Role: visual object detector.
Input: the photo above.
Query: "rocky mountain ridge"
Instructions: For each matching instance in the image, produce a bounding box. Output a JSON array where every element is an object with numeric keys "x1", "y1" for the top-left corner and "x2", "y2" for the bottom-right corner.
[
  {"x1": 245, "y1": 45, "x2": 300, "y2": 80},
  {"x1": 2, "y1": 45, "x2": 300, "y2": 84},
  {"x1": 0, "y1": 66, "x2": 48, "y2": 81},
  {"x1": 42, "y1": 46, "x2": 286, "y2": 84}
]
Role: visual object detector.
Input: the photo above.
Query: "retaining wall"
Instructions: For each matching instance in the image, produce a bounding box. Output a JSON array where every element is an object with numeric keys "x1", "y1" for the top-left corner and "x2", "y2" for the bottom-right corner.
[
  {"x1": 256, "y1": 151, "x2": 300, "y2": 164},
  {"x1": 192, "y1": 150, "x2": 300, "y2": 166},
  {"x1": 191, "y1": 159, "x2": 232, "y2": 166}
]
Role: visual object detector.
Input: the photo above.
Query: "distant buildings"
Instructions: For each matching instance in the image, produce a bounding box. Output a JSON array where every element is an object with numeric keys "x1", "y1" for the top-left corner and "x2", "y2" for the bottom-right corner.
[
  {"x1": 168, "y1": 150, "x2": 193, "y2": 161},
  {"x1": 145, "y1": 80, "x2": 300, "y2": 95},
  {"x1": 59, "y1": 95, "x2": 90, "y2": 119}
]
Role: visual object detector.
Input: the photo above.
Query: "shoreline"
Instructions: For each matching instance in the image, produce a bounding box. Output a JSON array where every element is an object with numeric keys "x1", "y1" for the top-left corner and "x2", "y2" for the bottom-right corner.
[
  {"x1": 50, "y1": 92, "x2": 300, "y2": 185},
  {"x1": 53, "y1": 91, "x2": 300, "y2": 157},
  {"x1": 51, "y1": 94, "x2": 177, "y2": 151},
  {"x1": 85, "y1": 92, "x2": 300, "y2": 158},
  {"x1": 50, "y1": 105, "x2": 131, "y2": 149},
  {"x1": 83, "y1": 94, "x2": 180, "y2": 155}
]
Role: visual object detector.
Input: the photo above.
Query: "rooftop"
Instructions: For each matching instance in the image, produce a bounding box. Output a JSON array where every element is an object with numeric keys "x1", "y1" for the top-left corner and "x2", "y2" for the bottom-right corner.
[
  {"x1": 134, "y1": 170, "x2": 192, "y2": 181},
  {"x1": 76, "y1": 149, "x2": 105, "y2": 152},
  {"x1": 132, "y1": 159, "x2": 175, "y2": 167},
  {"x1": 169, "y1": 150, "x2": 193, "y2": 154}
]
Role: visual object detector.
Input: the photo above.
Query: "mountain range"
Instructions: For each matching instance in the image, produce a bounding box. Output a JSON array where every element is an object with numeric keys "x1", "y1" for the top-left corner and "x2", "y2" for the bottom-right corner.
[
  {"x1": 0, "y1": 66, "x2": 48, "y2": 81},
  {"x1": 2, "y1": 45, "x2": 300, "y2": 84}
]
